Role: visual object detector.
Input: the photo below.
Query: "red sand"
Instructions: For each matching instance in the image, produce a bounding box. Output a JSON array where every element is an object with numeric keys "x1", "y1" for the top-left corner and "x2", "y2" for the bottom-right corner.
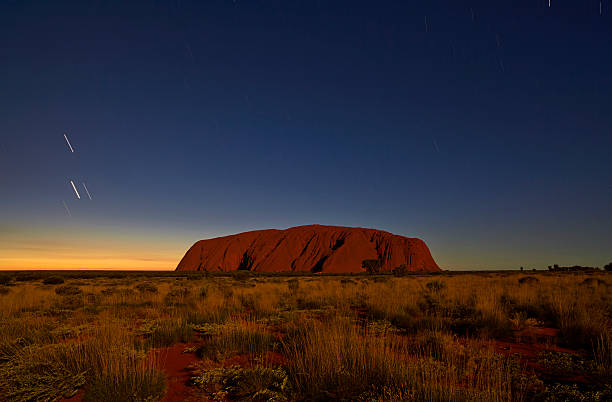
[
  {"x1": 59, "y1": 390, "x2": 85, "y2": 402},
  {"x1": 151, "y1": 343, "x2": 201, "y2": 402},
  {"x1": 492, "y1": 330, "x2": 591, "y2": 383},
  {"x1": 176, "y1": 224, "x2": 440, "y2": 273}
]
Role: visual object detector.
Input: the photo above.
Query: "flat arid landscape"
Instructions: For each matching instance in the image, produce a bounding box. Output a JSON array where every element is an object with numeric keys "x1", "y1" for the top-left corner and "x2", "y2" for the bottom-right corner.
[{"x1": 1, "y1": 267, "x2": 611, "y2": 401}]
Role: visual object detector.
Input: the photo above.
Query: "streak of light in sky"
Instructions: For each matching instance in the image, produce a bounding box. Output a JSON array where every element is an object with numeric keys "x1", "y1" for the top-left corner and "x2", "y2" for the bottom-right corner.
[
  {"x1": 63, "y1": 133, "x2": 74, "y2": 153},
  {"x1": 70, "y1": 180, "x2": 81, "y2": 199},
  {"x1": 83, "y1": 182, "x2": 92, "y2": 200},
  {"x1": 62, "y1": 200, "x2": 72, "y2": 217}
]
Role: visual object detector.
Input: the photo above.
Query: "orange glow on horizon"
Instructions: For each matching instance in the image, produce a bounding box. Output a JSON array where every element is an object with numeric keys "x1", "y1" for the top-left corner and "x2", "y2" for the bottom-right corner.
[
  {"x1": 0, "y1": 250, "x2": 179, "y2": 270},
  {"x1": 0, "y1": 225, "x2": 192, "y2": 270},
  {"x1": 0, "y1": 257, "x2": 177, "y2": 270}
]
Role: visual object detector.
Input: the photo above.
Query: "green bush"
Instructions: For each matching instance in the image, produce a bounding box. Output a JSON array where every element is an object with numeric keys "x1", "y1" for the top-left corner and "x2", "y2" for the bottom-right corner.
[
  {"x1": 192, "y1": 365, "x2": 290, "y2": 401},
  {"x1": 543, "y1": 383, "x2": 612, "y2": 402},
  {"x1": 0, "y1": 353, "x2": 86, "y2": 401},
  {"x1": 537, "y1": 351, "x2": 591, "y2": 377}
]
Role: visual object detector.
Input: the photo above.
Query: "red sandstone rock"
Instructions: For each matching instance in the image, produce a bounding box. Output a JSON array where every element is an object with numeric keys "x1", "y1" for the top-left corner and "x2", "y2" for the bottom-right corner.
[{"x1": 175, "y1": 225, "x2": 440, "y2": 273}]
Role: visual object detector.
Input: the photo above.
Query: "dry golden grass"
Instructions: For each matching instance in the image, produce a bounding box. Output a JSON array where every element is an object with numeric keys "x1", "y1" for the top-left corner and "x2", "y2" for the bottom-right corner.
[{"x1": 0, "y1": 271, "x2": 609, "y2": 401}]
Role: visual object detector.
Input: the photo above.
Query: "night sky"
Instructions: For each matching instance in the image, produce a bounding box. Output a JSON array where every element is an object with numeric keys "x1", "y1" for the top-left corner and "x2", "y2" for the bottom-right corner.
[{"x1": 1, "y1": 0, "x2": 611, "y2": 270}]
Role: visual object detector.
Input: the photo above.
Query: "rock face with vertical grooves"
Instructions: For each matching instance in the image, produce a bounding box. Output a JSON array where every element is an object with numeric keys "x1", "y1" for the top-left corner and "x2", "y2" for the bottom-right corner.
[{"x1": 175, "y1": 225, "x2": 440, "y2": 273}]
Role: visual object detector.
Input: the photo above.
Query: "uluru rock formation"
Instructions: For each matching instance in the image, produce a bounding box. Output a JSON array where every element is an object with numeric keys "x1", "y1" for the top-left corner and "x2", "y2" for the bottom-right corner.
[{"x1": 176, "y1": 225, "x2": 440, "y2": 273}]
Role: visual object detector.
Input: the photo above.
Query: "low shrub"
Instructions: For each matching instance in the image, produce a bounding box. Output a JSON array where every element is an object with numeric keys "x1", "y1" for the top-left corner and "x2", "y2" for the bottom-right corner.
[
  {"x1": 451, "y1": 310, "x2": 512, "y2": 339},
  {"x1": 0, "y1": 347, "x2": 86, "y2": 401},
  {"x1": 141, "y1": 319, "x2": 194, "y2": 348},
  {"x1": 287, "y1": 279, "x2": 299, "y2": 294},
  {"x1": 426, "y1": 280, "x2": 445, "y2": 292},
  {"x1": 135, "y1": 283, "x2": 158, "y2": 293},
  {"x1": 409, "y1": 330, "x2": 451, "y2": 360},
  {"x1": 362, "y1": 259, "x2": 382, "y2": 274},
  {"x1": 43, "y1": 276, "x2": 65, "y2": 285},
  {"x1": 192, "y1": 365, "x2": 290, "y2": 401},
  {"x1": 581, "y1": 278, "x2": 607, "y2": 287},
  {"x1": 499, "y1": 293, "x2": 553, "y2": 322},
  {"x1": 85, "y1": 293, "x2": 102, "y2": 305},
  {"x1": 518, "y1": 276, "x2": 539, "y2": 285},
  {"x1": 195, "y1": 324, "x2": 275, "y2": 360},
  {"x1": 83, "y1": 368, "x2": 166, "y2": 402},
  {"x1": 220, "y1": 286, "x2": 234, "y2": 299},
  {"x1": 100, "y1": 288, "x2": 116, "y2": 296},
  {"x1": 55, "y1": 285, "x2": 83, "y2": 296},
  {"x1": 238, "y1": 293, "x2": 257, "y2": 310},
  {"x1": 543, "y1": 383, "x2": 612, "y2": 402},
  {"x1": 593, "y1": 333, "x2": 612, "y2": 381},
  {"x1": 55, "y1": 295, "x2": 85, "y2": 310},
  {"x1": 15, "y1": 273, "x2": 42, "y2": 282},
  {"x1": 164, "y1": 287, "x2": 190, "y2": 305},
  {"x1": 392, "y1": 264, "x2": 409, "y2": 276},
  {"x1": 186, "y1": 273, "x2": 204, "y2": 280}
]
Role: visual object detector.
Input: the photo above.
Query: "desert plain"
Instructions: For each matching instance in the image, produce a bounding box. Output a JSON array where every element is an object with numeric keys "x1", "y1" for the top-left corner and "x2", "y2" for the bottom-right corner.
[{"x1": 0, "y1": 269, "x2": 610, "y2": 401}]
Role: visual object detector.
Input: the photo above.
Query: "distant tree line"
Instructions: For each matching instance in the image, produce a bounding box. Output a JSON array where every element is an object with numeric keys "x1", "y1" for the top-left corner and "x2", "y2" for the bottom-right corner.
[
  {"x1": 547, "y1": 264, "x2": 601, "y2": 272},
  {"x1": 361, "y1": 260, "x2": 422, "y2": 276}
]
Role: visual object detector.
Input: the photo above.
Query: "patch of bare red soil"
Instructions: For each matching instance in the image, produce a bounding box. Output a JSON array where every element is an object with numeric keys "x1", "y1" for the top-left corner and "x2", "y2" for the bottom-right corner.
[
  {"x1": 512, "y1": 327, "x2": 559, "y2": 344},
  {"x1": 151, "y1": 343, "x2": 202, "y2": 402},
  {"x1": 494, "y1": 339, "x2": 576, "y2": 359},
  {"x1": 492, "y1": 330, "x2": 590, "y2": 384},
  {"x1": 59, "y1": 389, "x2": 85, "y2": 402}
]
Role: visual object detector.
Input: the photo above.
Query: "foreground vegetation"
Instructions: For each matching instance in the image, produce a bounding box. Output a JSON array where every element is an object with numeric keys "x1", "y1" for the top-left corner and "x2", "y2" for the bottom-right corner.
[{"x1": 0, "y1": 270, "x2": 610, "y2": 401}]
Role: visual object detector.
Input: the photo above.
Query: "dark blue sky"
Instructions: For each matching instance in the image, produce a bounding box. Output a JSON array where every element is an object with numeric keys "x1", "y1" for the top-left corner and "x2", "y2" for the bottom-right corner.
[{"x1": 1, "y1": 0, "x2": 610, "y2": 269}]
